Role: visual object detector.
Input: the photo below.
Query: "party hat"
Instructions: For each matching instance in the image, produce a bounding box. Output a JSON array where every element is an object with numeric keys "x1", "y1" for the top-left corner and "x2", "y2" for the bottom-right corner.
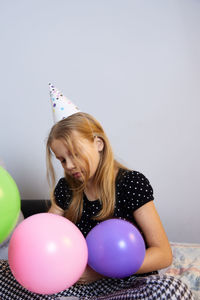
[{"x1": 49, "y1": 83, "x2": 80, "y2": 123}]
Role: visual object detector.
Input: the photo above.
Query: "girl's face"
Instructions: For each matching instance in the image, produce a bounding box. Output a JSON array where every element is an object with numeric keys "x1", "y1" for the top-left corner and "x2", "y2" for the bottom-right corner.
[{"x1": 51, "y1": 131, "x2": 104, "y2": 183}]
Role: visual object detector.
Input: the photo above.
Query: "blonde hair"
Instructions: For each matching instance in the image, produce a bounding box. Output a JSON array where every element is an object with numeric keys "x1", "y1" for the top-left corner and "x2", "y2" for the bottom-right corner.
[{"x1": 46, "y1": 112, "x2": 127, "y2": 223}]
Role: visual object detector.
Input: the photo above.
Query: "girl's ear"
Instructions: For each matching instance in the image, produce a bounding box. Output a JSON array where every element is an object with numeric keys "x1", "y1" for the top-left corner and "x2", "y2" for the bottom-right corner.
[{"x1": 95, "y1": 136, "x2": 104, "y2": 152}]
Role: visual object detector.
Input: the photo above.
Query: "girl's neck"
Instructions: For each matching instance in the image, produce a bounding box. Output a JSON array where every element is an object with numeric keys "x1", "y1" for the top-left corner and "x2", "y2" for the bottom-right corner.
[
  {"x1": 84, "y1": 186, "x2": 98, "y2": 201},
  {"x1": 84, "y1": 177, "x2": 99, "y2": 201}
]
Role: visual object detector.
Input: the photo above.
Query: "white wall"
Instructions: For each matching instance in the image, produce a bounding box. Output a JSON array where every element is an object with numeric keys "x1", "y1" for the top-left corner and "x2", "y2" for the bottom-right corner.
[{"x1": 0, "y1": 0, "x2": 199, "y2": 243}]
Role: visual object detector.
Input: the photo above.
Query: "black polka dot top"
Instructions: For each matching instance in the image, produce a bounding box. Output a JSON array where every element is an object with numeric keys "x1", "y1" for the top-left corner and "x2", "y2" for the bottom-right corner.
[{"x1": 54, "y1": 168, "x2": 154, "y2": 237}]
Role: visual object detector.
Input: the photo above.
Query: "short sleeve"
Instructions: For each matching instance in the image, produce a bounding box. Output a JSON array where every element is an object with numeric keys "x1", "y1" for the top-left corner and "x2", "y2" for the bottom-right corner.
[
  {"x1": 116, "y1": 170, "x2": 154, "y2": 214},
  {"x1": 127, "y1": 171, "x2": 154, "y2": 211},
  {"x1": 54, "y1": 178, "x2": 72, "y2": 210}
]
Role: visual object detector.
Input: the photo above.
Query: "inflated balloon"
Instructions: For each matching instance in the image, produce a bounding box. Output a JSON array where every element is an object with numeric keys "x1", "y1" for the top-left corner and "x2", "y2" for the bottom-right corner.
[
  {"x1": 8, "y1": 213, "x2": 88, "y2": 295},
  {"x1": 0, "y1": 166, "x2": 21, "y2": 244},
  {"x1": 86, "y1": 219, "x2": 146, "y2": 278}
]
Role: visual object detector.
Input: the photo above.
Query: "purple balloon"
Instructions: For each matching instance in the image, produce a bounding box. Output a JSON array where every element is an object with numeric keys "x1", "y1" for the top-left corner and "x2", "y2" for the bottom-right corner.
[{"x1": 86, "y1": 219, "x2": 145, "y2": 278}]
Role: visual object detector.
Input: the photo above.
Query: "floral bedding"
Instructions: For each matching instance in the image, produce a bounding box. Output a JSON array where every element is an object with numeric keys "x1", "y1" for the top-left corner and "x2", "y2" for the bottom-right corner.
[{"x1": 160, "y1": 242, "x2": 200, "y2": 299}]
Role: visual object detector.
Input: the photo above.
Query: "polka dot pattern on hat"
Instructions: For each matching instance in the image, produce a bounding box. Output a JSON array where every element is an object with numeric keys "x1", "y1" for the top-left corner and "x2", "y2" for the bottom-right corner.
[{"x1": 49, "y1": 83, "x2": 80, "y2": 123}]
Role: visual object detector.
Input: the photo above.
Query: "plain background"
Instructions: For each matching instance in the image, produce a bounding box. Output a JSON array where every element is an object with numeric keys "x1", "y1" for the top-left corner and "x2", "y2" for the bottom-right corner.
[{"x1": 0, "y1": 0, "x2": 199, "y2": 243}]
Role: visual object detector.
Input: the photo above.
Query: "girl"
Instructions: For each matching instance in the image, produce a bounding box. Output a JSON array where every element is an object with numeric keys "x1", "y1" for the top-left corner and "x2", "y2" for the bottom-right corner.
[
  {"x1": 0, "y1": 86, "x2": 193, "y2": 299},
  {"x1": 45, "y1": 112, "x2": 193, "y2": 299}
]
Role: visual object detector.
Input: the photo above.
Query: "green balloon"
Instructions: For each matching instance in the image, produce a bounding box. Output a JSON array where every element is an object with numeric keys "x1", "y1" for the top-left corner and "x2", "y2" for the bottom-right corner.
[{"x1": 0, "y1": 166, "x2": 21, "y2": 244}]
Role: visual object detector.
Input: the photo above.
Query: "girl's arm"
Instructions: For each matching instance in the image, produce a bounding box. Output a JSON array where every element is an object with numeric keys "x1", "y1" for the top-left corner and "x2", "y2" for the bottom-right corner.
[
  {"x1": 133, "y1": 201, "x2": 173, "y2": 274},
  {"x1": 77, "y1": 200, "x2": 172, "y2": 284}
]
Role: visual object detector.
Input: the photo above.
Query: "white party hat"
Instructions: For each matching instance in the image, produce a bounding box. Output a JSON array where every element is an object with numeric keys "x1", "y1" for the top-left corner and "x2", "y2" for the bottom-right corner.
[{"x1": 49, "y1": 83, "x2": 80, "y2": 123}]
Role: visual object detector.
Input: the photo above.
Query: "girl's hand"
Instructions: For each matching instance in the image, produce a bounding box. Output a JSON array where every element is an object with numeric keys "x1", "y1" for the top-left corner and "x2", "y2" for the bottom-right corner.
[{"x1": 76, "y1": 265, "x2": 104, "y2": 284}]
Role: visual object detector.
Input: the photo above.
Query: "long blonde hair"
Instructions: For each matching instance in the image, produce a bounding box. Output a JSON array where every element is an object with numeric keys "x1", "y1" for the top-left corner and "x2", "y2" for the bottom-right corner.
[{"x1": 46, "y1": 112, "x2": 127, "y2": 223}]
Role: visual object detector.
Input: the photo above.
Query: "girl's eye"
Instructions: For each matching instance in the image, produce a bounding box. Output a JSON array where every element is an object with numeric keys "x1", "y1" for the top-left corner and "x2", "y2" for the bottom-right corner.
[{"x1": 61, "y1": 159, "x2": 66, "y2": 164}]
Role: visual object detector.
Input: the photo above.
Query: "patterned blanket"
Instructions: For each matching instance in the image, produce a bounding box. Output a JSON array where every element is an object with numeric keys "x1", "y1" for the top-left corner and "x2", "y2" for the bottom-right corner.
[{"x1": 159, "y1": 242, "x2": 200, "y2": 299}]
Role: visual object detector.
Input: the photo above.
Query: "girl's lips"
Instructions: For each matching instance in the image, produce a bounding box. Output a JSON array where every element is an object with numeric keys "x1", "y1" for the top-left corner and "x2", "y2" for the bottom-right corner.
[{"x1": 72, "y1": 172, "x2": 82, "y2": 178}]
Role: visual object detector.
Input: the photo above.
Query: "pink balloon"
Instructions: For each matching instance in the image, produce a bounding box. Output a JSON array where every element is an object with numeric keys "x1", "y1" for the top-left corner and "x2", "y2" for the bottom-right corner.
[{"x1": 8, "y1": 213, "x2": 88, "y2": 295}]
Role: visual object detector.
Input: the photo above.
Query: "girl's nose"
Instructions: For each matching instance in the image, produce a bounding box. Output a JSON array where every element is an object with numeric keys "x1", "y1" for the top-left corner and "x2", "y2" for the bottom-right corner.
[{"x1": 66, "y1": 157, "x2": 75, "y2": 170}]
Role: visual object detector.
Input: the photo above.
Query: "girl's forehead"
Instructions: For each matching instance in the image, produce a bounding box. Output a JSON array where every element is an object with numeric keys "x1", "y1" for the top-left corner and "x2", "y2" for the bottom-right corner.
[
  {"x1": 51, "y1": 139, "x2": 67, "y2": 151},
  {"x1": 51, "y1": 140, "x2": 72, "y2": 159}
]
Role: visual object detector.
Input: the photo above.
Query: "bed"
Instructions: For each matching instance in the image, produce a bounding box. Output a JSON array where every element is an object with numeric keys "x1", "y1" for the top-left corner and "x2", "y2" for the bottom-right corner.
[
  {"x1": 0, "y1": 200, "x2": 200, "y2": 299},
  {"x1": 159, "y1": 242, "x2": 200, "y2": 299}
]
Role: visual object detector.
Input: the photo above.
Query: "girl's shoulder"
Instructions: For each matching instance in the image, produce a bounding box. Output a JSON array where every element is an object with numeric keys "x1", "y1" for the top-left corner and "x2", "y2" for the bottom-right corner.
[
  {"x1": 116, "y1": 168, "x2": 154, "y2": 199},
  {"x1": 55, "y1": 177, "x2": 71, "y2": 193},
  {"x1": 117, "y1": 168, "x2": 152, "y2": 185},
  {"x1": 115, "y1": 168, "x2": 154, "y2": 211},
  {"x1": 54, "y1": 177, "x2": 72, "y2": 210}
]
